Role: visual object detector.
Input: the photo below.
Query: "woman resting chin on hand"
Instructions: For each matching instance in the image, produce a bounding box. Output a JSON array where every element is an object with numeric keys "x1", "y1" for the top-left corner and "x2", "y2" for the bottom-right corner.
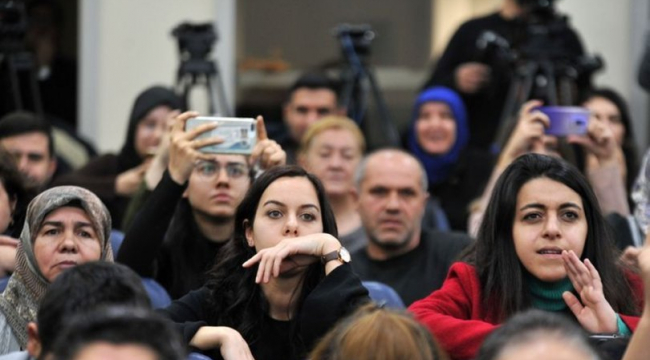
[{"x1": 161, "y1": 166, "x2": 369, "y2": 360}]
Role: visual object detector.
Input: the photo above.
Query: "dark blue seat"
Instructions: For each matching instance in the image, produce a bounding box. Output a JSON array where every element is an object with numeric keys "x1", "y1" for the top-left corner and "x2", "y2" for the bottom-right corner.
[
  {"x1": 187, "y1": 353, "x2": 212, "y2": 360},
  {"x1": 0, "y1": 276, "x2": 8, "y2": 293},
  {"x1": 362, "y1": 281, "x2": 405, "y2": 309},
  {"x1": 142, "y1": 277, "x2": 172, "y2": 309},
  {"x1": 110, "y1": 229, "x2": 125, "y2": 257}
]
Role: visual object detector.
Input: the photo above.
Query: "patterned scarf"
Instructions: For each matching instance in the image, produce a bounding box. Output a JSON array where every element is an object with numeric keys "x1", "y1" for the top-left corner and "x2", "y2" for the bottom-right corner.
[{"x1": 0, "y1": 186, "x2": 113, "y2": 348}]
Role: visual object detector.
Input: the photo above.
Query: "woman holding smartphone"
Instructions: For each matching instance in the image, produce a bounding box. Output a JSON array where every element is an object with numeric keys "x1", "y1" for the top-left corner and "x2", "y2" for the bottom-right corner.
[{"x1": 469, "y1": 100, "x2": 629, "y2": 236}]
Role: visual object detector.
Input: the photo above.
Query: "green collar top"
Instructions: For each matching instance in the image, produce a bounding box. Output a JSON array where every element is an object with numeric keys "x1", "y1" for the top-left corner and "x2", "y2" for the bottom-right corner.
[{"x1": 527, "y1": 274, "x2": 574, "y2": 312}]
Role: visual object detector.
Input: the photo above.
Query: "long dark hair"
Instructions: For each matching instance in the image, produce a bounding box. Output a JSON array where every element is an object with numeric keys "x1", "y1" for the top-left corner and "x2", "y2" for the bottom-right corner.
[
  {"x1": 205, "y1": 165, "x2": 338, "y2": 352},
  {"x1": 160, "y1": 198, "x2": 209, "y2": 299},
  {"x1": 581, "y1": 88, "x2": 639, "y2": 194},
  {"x1": 466, "y1": 153, "x2": 638, "y2": 321}
]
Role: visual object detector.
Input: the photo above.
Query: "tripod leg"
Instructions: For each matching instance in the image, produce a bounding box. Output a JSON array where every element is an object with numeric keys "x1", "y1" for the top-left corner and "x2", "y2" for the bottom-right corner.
[
  {"x1": 200, "y1": 74, "x2": 215, "y2": 115},
  {"x1": 212, "y1": 63, "x2": 231, "y2": 117},
  {"x1": 7, "y1": 56, "x2": 23, "y2": 110},
  {"x1": 493, "y1": 62, "x2": 538, "y2": 151},
  {"x1": 180, "y1": 75, "x2": 193, "y2": 112},
  {"x1": 27, "y1": 64, "x2": 43, "y2": 115},
  {"x1": 364, "y1": 67, "x2": 400, "y2": 147},
  {"x1": 340, "y1": 66, "x2": 360, "y2": 121},
  {"x1": 557, "y1": 75, "x2": 575, "y2": 105},
  {"x1": 541, "y1": 61, "x2": 558, "y2": 105}
]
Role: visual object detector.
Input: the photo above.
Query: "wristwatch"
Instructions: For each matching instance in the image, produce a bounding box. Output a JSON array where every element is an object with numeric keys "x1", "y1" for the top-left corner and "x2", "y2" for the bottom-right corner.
[{"x1": 321, "y1": 247, "x2": 351, "y2": 264}]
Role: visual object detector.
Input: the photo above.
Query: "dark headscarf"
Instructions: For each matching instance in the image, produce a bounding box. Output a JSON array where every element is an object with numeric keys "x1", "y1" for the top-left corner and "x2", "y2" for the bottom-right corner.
[
  {"x1": 0, "y1": 186, "x2": 113, "y2": 349},
  {"x1": 407, "y1": 86, "x2": 469, "y2": 186},
  {"x1": 116, "y1": 86, "x2": 182, "y2": 172}
]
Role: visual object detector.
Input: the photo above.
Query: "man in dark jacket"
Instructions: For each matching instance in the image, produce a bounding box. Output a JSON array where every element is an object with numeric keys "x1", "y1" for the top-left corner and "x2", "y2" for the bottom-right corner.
[{"x1": 350, "y1": 149, "x2": 471, "y2": 306}]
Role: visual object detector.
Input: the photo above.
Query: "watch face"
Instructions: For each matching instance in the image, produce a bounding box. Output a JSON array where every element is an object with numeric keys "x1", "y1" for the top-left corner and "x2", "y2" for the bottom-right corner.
[{"x1": 340, "y1": 247, "x2": 351, "y2": 262}]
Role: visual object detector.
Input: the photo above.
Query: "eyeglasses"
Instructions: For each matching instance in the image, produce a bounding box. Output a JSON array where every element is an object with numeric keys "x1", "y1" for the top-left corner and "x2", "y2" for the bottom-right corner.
[{"x1": 194, "y1": 161, "x2": 249, "y2": 179}]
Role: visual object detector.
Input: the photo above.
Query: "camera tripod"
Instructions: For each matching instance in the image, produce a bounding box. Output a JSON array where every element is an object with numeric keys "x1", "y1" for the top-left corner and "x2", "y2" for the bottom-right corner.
[
  {"x1": 0, "y1": 50, "x2": 43, "y2": 115},
  {"x1": 176, "y1": 56, "x2": 231, "y2": 117},
  {"x1": 337, "y1": 31, "x2": 400, "y2": 147},
  {"x1": 172, "y1": 22, "x2": 230, "y2": 117},
  {"x1": 492, "y1": 59, "x2": 578, "y2": 150}
]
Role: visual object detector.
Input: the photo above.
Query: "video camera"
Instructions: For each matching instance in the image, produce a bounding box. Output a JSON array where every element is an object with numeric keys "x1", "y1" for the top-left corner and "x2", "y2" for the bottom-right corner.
[
  {"x1": 332, "y1": 24, "x2": 375, "y2": 60},
  {"x1": 171, "y1": 23, "x2": 217, "y2": 62}
]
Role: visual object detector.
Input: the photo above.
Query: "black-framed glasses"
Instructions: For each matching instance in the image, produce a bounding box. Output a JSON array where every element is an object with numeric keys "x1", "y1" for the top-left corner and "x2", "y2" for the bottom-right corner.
[{"x1": 194, "y1": 160, "x2": 249, "y2": 179}]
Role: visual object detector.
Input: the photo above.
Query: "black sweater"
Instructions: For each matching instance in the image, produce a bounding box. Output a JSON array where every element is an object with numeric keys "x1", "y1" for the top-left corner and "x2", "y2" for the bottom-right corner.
[
  {"x1": 117, "y1": 171, "x2": 226, "y2": 299},
  {"x1": 351, "y1": 229, "x2": 471, "y2": 306},
  {"x1": 160, "y1": 264, "x2": 369, "y2": 360}
]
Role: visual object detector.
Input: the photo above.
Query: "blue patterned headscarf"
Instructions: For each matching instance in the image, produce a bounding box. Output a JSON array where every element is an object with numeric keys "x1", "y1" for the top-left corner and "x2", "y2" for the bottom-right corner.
[{"x1": 407, "y1": 87, "x2": 469, "y2": 186}]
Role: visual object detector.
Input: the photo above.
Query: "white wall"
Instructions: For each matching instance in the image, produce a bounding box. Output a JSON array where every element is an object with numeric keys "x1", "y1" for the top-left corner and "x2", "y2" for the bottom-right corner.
[
  {"x1": 79, "y1": 0, "x2": 236, "y2": 153},
  {"x1": 432, "y1": 0, "x2": 500, "y2": 57}
]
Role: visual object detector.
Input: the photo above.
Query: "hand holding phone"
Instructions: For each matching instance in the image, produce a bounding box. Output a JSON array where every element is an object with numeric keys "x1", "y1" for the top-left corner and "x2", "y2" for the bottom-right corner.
[
  {"x1": 535, "y1": 106, "x2": 590, "y2": 137},
  {"x1": 185, "y1": 117, "x2": 257, "y2": 155}
]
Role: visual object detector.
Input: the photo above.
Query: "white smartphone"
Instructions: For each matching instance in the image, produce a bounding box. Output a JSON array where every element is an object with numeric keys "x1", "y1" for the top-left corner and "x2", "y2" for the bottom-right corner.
[{"x1": 185, "y1": 117, "x2": 257, "y2": 155}]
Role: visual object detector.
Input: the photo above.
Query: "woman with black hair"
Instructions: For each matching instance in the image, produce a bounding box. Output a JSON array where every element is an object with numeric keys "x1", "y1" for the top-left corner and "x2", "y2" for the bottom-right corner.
[
  {"x1": 409, "y1": 154, "x2": 643, "y2": 360},
  {"x1": 53, "y1": 86, "x2": 182, "y2": 229},
  {"x1": 581, "y1": 88, "x2": 639, "y2": 199},
  {"x1": 581, "y1": 88, "x2": 641, "y2": 251},
  {"x1": 469, "y1": 99, "x2": 630, "y2": 237},
  {"x1": 161, "y1": 165, "x2": 369, "y2": 360}
]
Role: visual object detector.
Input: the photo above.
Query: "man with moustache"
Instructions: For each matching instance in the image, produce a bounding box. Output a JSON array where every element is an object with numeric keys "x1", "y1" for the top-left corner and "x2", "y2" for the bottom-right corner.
[{"x1": 350, "y1": 149, "x2": 471, "y2": 306}]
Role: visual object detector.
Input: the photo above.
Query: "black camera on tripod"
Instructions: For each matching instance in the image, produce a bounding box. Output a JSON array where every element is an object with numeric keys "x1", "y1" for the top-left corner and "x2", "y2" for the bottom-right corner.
[
  {"x1": 172, "y1": 23, "x2": 217, "y2": 62},
  {"x1": 480, "y1": 0, "x2": 603, "y2": 77},
  {"x1": 171, "y1": 22, "x2": 230, "y2": 116},
  {"x1": 333, "y1": 24, "x2": 375, "y2": 61},
  {"x1": 479, "y1": 0, "x2": 604, "y2": 148}
]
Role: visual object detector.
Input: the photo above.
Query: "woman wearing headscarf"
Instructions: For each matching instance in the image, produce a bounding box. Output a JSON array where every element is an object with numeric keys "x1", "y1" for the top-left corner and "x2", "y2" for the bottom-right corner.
[
  {"x1": 405, "y1": 86, "x2": 493, "y2": 232},
  {"x1": 53, "y1": 86, "x2": 182, "y2": 229},
  {"x1": 0, "y1": 186, "x2": 112, "y2": 354}
]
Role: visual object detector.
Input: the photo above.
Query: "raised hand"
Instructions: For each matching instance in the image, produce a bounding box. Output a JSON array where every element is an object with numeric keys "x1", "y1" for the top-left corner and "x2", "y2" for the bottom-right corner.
[
  {"x1": 568, "y1": 114, "x2": 626, "y2": 174},
  {"x1": 242, "y1": 233, "x2": 341, "y2": 283},
  {"x1": 249, "y1": 116, "x2": 286, "y2": 170},
  {"x1": 115, "y1": 161, "x2": 150, "y2": 196},
  {"x1": 638, "y1": 233, "x2": 650, "y2": 306},
  {"x1": 561, "y1": 250, "x2": 618, "y2": 333},
  {"x1": 144, "y1": 109, "x2": 180, "y2": 189},
  {"x1": 499, "y1": 100, "x2": 551, "y2": 167},
  {"x1": 167, "y1": 111, "x2": 224, "y2": 185}
]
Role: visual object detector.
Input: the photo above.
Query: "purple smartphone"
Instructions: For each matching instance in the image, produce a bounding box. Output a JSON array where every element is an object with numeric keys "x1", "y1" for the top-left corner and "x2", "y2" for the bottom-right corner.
[{"x1": 535, "y1": 106, "x2": 590, "y2": 136}]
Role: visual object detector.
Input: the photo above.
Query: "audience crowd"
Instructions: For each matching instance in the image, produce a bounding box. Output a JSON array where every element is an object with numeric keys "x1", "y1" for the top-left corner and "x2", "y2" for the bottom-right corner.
[{"x1": 0, "y1": 0, "x2": 648, "y2": 359}]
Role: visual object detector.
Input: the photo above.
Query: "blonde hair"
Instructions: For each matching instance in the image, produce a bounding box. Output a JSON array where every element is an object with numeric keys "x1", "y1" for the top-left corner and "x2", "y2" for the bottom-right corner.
[
  {"x1": 298, "y1": 116, "x2": 366, "y2": 155},
  {"x1": 310, "y1": 303, "x2": 447, "y2": 360}
]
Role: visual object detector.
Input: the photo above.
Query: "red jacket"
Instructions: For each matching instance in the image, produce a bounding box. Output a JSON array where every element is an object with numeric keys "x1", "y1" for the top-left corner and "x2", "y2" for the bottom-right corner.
[{"x1": 408, "y1": 262, "x2": 643, "y2": 360}]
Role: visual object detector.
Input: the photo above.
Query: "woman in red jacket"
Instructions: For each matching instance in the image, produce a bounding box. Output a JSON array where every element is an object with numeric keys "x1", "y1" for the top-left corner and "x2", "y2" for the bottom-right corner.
[{"x1": 409, "y1": 153, "x2": 643, "y2": 360}]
